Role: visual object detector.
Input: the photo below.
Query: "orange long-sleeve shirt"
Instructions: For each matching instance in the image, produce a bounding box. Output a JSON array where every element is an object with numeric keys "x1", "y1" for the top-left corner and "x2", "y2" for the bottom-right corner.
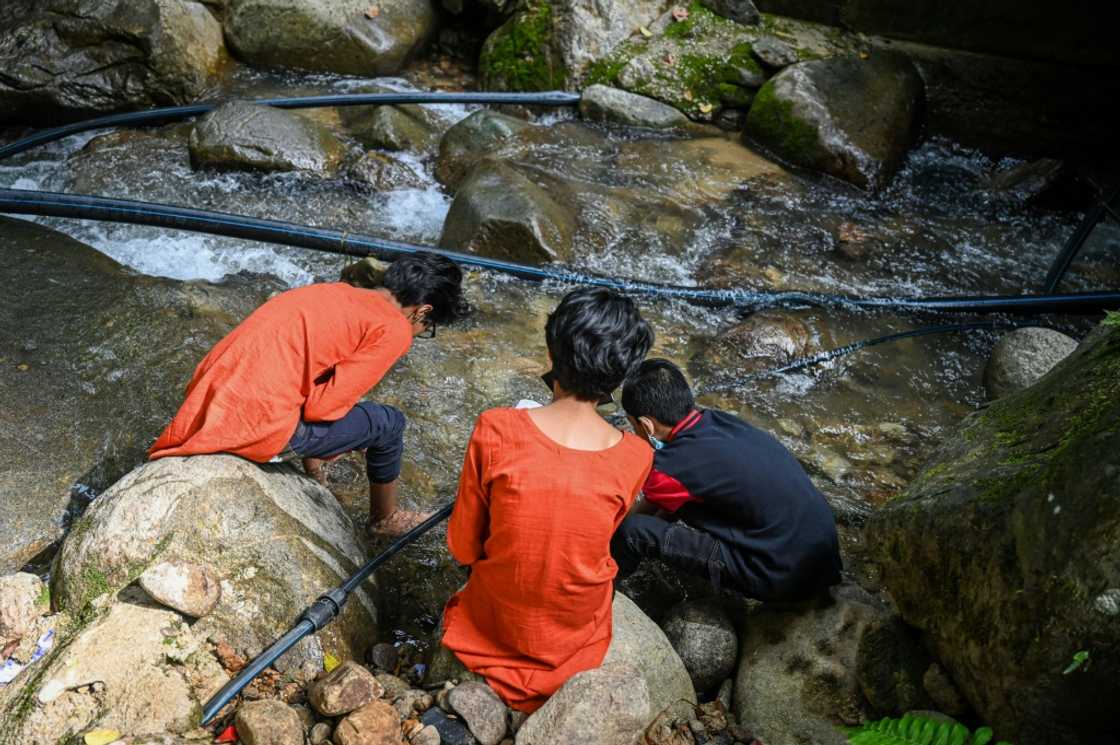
[
  {"x1": 441, "y1": 408, "x2": 653, "y2": 712},
  {"x1": 149, "y1": 283, "x2": 412, "y2": 462}
]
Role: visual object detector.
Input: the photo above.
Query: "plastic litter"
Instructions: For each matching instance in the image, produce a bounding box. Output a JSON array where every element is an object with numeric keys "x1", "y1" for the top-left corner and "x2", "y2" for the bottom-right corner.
[{"x1": 0, "y1": 629, "x2": 54, "y2": 685}]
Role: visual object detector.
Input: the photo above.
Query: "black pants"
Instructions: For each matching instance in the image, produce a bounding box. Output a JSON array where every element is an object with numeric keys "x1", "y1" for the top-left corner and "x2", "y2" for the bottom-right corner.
[
  {"x1": 611, "y1": 514, "x2": 744, "y2": 594},
  {"x1": 288, "y1": 401, "x2": 406, "y2": 484}
]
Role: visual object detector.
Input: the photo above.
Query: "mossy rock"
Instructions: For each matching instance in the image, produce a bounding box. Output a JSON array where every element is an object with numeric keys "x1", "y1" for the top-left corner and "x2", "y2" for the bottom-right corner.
[
  {"x1": 479, "y1": 1, "x2": 568, "y2": 91},
  {"x1": 866, "y1": 321, "x2": 1120, "y2": 744}
]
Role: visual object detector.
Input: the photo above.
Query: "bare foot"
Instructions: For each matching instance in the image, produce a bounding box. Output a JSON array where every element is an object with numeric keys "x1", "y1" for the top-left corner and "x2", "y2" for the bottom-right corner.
[{"x1": 366, "y1": 510, "x2": 434, "y2": 539}]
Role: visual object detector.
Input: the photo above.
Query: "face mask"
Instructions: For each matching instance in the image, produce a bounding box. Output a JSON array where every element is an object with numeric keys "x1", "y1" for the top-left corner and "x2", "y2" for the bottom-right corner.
[{"x1": 647, "y1": 435, "x2": 665, "y2": 450}]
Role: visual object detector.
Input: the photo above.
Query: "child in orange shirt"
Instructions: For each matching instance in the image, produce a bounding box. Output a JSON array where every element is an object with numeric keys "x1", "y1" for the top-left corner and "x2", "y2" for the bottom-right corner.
[{"x1": 440, "y1": 287, "x2": 654, "y2": 712}]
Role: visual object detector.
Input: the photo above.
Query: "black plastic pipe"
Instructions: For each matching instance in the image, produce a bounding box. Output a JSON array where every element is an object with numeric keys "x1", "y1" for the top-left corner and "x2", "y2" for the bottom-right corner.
[
  {"x1": 0, "y1": 91, "x2": 581, "y2": 161},
  {"x1": 4, "y1": 187, "x2": 1120, "y2": 315},
  {"x1": 1042, "y1": 187, "x2": 1120, "y2": 294},
  {"x1": 200, "y1": 502, "x2": 455, "y2": 726}
]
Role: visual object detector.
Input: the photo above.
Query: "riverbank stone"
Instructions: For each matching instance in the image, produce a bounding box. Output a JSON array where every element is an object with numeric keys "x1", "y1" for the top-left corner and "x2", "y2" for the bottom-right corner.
[
  {"x1": 578, "y1": 85, "x2": 691, "y2": 129},
  {"x1": 53, "y1": 455, "x2": 378, "y2": 667},
  {"x1": 0, "y1": 573, "x2": 48, "y2": 643},
  {"x1": 310, "y1": 661, "x2": 384, "y2": 717},
  {"x1": 334, "y1": 699, "x2": 404, "y2": 745},
  {"x1": 138, "y1": 561, "x2": 222, "y2": 618},
  {"x1": 983, "y1": 326, "x2": 1078, "y2": 400},
  {"x1": 448, "y1": 681, "x2": 508, "y2": 745},
  {"x1": 226, "y1": 0, "x2": 435, "y2": 76},
  {"x1": 744, "y1": 52, "x2": 923, "y2": 190},
  {"x1": 190, "y1": 102, "x2": 348, "y2": 176},
  {"x1": 699, "y1": 0, "x2": 760, "y2": 25},
  {"x1": 236, "y1": 699, "x2": 304, "y2": 745},
  {"x1": 660, "y1": 600, "x2": 738, "y2": 695},
  {"x1": 514, "y1": 663, "x2": 650, "y2": 745},
  {"x1": 866, "y1": 320, "x2": 1120, "y2": 744},
  {"x1": 0, "y1": 0, "x2": 227, "y2": 124}
]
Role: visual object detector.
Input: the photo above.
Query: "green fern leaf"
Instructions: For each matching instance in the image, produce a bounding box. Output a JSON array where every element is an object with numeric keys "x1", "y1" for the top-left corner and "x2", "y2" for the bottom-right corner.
[{"x1": 970, "y1": 727, "x2": 994, "y2": 745}]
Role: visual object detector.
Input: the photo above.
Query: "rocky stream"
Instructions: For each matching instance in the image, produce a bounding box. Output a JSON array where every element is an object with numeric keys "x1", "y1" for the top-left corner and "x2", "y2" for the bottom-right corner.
[{"x1": 1, "y1": 1, "x2": 1118, "y2": 744}]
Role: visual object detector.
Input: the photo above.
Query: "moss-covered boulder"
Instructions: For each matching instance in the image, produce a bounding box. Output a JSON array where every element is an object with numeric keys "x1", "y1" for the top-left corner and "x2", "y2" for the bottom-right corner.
[
  {"x1": 479, "y1": 0, "x2": 674, "y2": 91},
  {"x1": 0, "y1": 217, "x2": 277, "y2": 573},
  {"x1": 743, "y1": 51, "x2": 923, "y2": 190},
  {"x1": 54, "y1": 455, "x2": 379, "y2": 667},
  {"x1": 865, "y1": 319, "x2": 1120, "y2": 744},
  {"x1": 226, "y1": 0, "x2": 435, "y2": 76},
  {"x1": 189, "y1": 102, "x2": 349, "y2": 175},
  {"x1": 0, "y1": 0, "x2": 227, "y2": 124}
]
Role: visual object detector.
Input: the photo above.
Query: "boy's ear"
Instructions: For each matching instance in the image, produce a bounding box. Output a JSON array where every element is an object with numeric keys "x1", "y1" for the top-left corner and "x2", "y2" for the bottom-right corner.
[{"x1": 638, "y1": 416, "x2": 657, "y2": 438}]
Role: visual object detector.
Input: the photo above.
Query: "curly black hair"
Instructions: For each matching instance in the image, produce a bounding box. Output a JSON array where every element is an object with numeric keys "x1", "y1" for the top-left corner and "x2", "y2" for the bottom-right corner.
[
  {"x1": 382, "y1": 252, "x2": 470, "y2": 324},
  {"x1": 545, "y1": 287, "x2": 654, "y2": 402}
]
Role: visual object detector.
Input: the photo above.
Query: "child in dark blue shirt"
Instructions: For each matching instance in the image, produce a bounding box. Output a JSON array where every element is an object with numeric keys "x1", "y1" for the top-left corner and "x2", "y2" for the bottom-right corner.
[{"x1": 612, "y1": 359, "x2": 842, "y2": 601}]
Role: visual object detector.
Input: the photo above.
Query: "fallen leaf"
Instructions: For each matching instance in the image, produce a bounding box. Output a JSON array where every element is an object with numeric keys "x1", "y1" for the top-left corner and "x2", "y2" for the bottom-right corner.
[
  {"x1": 324, "y1": 652, "x2": 341, "y2": 672},
  {"x1": 639, "y1": 25, "x2": 653, "y2": 37},
  {"x1": 682, "y1": 89, "x2": 693, "y2": 101},
  {"x1": 83, "y1": 730, "x2": 121, "y2": 745},
  {"x1": 698, "y1": 102, "x2": 713, "y2": 113},
  {"x1": 17, "y1": 363, "x2": 29, "y2": 371},
  {"x1": 671, "y1": 6, "x2": 689, "y2": 20},
  {"x1": 364, "y1": 5, "x2": 380, "y2": 17},
  {"x1": 859, "y1": 51, "x2": 869, "y2": 59}
]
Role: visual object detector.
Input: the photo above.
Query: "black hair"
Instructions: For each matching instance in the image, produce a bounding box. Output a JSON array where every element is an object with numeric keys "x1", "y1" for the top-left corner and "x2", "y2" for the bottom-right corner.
[
  {"x1": 621, "y1": 358, "x2": 695, "y2": 426},
  {"x1": 545, "y1": 287, "x2": 653, "y2": 402},
  {"x1": 382, "y1": 252, "x2": 470, "y2": 324}
]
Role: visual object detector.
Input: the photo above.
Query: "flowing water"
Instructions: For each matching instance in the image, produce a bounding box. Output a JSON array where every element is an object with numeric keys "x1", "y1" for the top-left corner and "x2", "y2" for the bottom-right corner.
[{"x1": 2, "y1": 64, "x2": 1116, "y2": 654}]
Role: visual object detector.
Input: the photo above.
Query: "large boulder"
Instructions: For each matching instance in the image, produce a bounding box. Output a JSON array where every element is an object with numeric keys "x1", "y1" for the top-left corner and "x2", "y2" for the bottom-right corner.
[
  {"x1": 0, "y1": 601, "x2": 227, "y2": 744},
  {"x1": 734, "y1": 585, "x2": 889, "y2": 745},
  {"x1": 983, "y1": 326, "x2": 1078, "y2": 400},
  {"x1": 479, "y1": 0, "x2": 673, "y2": 90},
  {"x1": 225, "y1": 0, "x2": 435, "y2": 76},
  {"x1": 0, "y1": 217, "x2": 273, "y2": 572},
  {"x1": 0, "y1": 0, "x2": 226, "y2": 123},
  {"x1": 660, "y1": 600, "x2": 738, "y2": 695},
  {"x1": 744, "y1": 52, "x2": 924, "y2": 190},
  {"x1": 189, "y1": 102, "x2": 349, "y2": 175},
  {"x1": 866, "y1": 320, "x2": 1120, "y2": 745},
  {"x1": 438, "y1": 160, "x2": 577, "y2": 264},
  {"x1": 53, "y1": 455, "x2": 379, "y2": 665},
  {"x1": 603, "y1": 592, "x2": 696, "y2": 721},
  {"x1": 515, "y1": 663, "x2": 650, "y2": 745}
]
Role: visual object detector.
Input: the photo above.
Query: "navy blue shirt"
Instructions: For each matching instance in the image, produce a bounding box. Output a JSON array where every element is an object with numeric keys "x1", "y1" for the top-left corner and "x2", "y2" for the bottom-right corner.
[{"x1": 643, "y1": 409, "x2": 842, "y2": 600}]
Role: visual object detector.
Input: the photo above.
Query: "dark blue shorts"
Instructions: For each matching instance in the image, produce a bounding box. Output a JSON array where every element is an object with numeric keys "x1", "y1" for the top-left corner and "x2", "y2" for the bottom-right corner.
[{"x1": 288, "y1": 401, "x2": 406, "y2": 484}]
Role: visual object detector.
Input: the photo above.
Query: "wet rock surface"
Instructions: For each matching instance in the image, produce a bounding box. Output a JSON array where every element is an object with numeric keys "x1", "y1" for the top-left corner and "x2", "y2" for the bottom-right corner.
[
  {"x1": 435, "y1": 110, "x2": 533, "y2": 189},
  {"x1": 745, "y1": 52, "x2": 924, "y2": 190},
  {"x1": 983, "y1": 326, "x2": 1078, "y2": 400},
  {"x1": 855, "y1": 616, "x2": 936, "y2": 715},
  {"x1": 514, "y1": 663, "x2": 650, "y2": 745},
  {"x1": 190, "y1": 102, "x2": 349, "y2": 176},
  {"x1": 0, "y1": 0, "x2": 227, "y2": 123},
  {"x1": 226, "y1": 0, "x2": 435, "y2": 76},
  {"x1": 138, "y1": 561, "x2": 222, "y2": 618},
  {"x1": 579, "y1": 85, "x2": 691, "y2": 129},
  {"x1": 867, "y1": 321, "x2": 1120, "y2": 745},
  {"x1": 0, "y1": 217, "x2": 274, "y2": 573},
  {"x1": 341, "y1": 100, "x2": 448, "y2": 154},
  {"x1": 53, "y1": 455, "x2": 378, "y2": 665},
  {"x1": 660, "y1": 600, "x2": 739, "y2": 695}
]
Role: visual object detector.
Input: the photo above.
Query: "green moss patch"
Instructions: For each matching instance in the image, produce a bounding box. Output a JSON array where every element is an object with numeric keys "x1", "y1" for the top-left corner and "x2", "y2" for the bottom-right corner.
[
  {"x1": 480, "y1": 1, "x2": 567, "y2": 92},
  {"x1": 745, "y1": 80, "x2": 821, "y2": 165}
]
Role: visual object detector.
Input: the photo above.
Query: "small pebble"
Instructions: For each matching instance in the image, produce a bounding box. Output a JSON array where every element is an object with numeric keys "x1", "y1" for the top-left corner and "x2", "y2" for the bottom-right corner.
[
  {"x1": 689, "y1": 719, "x2": 705, "y2": 734},
  {"x1": 368, "y1": 642, "x2": 399, "y2": 672},
  {"x1": 309, "y1": 721, "x2": 332, "y2": 745}
]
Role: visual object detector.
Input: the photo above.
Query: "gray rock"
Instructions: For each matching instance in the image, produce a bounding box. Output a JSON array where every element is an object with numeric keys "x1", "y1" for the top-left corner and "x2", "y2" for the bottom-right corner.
[
  {"x1": 421, "y1": 707, "x2": 478, "y2": 745},
  {"x1": 341, "y1": 103, "x2": 446, "y2": 154},
  {"x1": 660, "y1": 600, "x2": 739, "y2": 694},
  {"x1": 375, "y1": 672, "x2": 412, "y2": 700},
  {"x1": 334, "y1": 699, "x2": 403, "y2": 745},
  {"x1": 717, "y1": 678, "x2": 733, "y2": 710},
  {"x1": 0, "y1": 0, "x2": 226, "y2": 124},
  {"x1": 692, "y1": 312, "x2": 815, "y2": 378},
  {"x1": 988, "y1": 158, "x2": 1066, "y2": 203},
  {"x1": 392, "y1": 689, "x2": 435, "y2": 719},
  {"x1": 189, "y1": 102, "x2": 348, "y2": 176},
  {"x1": 515, "y1": 663, "x2": 650, "y2": 745},
  {"x1": 751, "y1": 36, "x2": 798, "y2": 68},
  {"x1": 855, "y1": 617, "x2": 934, "y2": 715},
  {"x1": 579, "y1": 85, "x2": 690, "y2": 129},
  {"x1": 734, "y1": 585, "x2": 888, "y2": 745},
  {"x1": 0, "y1": 573, "x2": 47, "y2": 643},
  {"x1": 865, "y1": 320, "x2": 1120, "y2": 744},
  {"x1": 236, "y1": 699, "x2": 305, "y2": 745},
  {"x1": 226, "y1": 0, "x2": 435, "y2": 76},
  {"x1": 139, "y1": 561, "x2": 222, "y2": 618},
  {"x1": 369, "y1": 642, "x2": 401, "y2": 672},
  {"x1": 745, "y1": 52, "x2": 924, "y2": 190},
  {"x1": 413, "y1": 725, "x2": 442, "y2": 745},
  {"x1": 438, "y1": 161, "x2": 577, "y2": 265},
  {"x1": 983, "y1": 327, "x2": 1078, "y2": 400},
  {"x1": 310, "y1": 661, "x2": 384, "y2": 717},
  {"x1": 921, "y1": 663, "x2": 968, "y2": 718},
  {"x1": 603, "y1": 592, "x2": 697, "y2": 721},
  {"x1": 0, "y1": 603, "x2": 228, "y2": 742},
  {"x1": 0, "y1": 217, "x2": 277, "y2": 573},
  {"x1": 448, "y1": 682, "x2": 508, "y2": 745},
  {"x1": 435, "y1": 110, "x2": 534, "y2": 190},
  {"x1": 347, "y1": 152, "x2": 427, "y2": 191},
  {"x1": 52, "y1": 455, "x2": 378, "y2": 665},
  {"x1": 311, "y1": 722, "x2": 334, "y2": 745},
  {"x1": 699, "y1": 0, "x2": 760, "y2": 25}
]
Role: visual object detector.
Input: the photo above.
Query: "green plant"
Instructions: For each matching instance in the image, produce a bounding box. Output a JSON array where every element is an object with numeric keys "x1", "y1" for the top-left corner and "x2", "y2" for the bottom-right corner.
[
  {"x1": 1062, "y1": 649, "x2": 1090, "y2": 674},
  {"x1": 846, "y1": 714, "x2": 1011, "y2": 745},
  {"x1": 1103, "y1": 311, "x2": 1120, "y2": 327}
]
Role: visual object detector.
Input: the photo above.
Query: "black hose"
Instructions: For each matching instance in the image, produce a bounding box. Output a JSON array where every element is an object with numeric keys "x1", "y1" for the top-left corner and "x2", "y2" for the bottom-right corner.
[
  {"x1": 4, "y1": 187, "x2": 1119, "y2": 315},
  {"x1": 0, "y1": 91, "x2": 582, "y2": 162},
  {"x1": 199, "y1": 502, "x2": 455, "y2": 726},
  {"x1": 1042, "y1": 187, "x2": 1120, "y2": 293}
]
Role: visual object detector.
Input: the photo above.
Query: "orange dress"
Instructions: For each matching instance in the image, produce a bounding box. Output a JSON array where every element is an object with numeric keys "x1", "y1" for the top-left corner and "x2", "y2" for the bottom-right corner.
[
  {"x1": 441, "y1": 408, "x2": 653, "y2": 712},
  {"x1": 149, "y1": 283, "x2": 412, "y2": 462}
]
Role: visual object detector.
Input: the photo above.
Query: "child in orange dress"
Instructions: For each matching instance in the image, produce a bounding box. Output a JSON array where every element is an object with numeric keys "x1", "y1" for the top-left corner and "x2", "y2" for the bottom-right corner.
[{"x1": 439, "y1": 287, "x2": 654, "y2": 712}]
